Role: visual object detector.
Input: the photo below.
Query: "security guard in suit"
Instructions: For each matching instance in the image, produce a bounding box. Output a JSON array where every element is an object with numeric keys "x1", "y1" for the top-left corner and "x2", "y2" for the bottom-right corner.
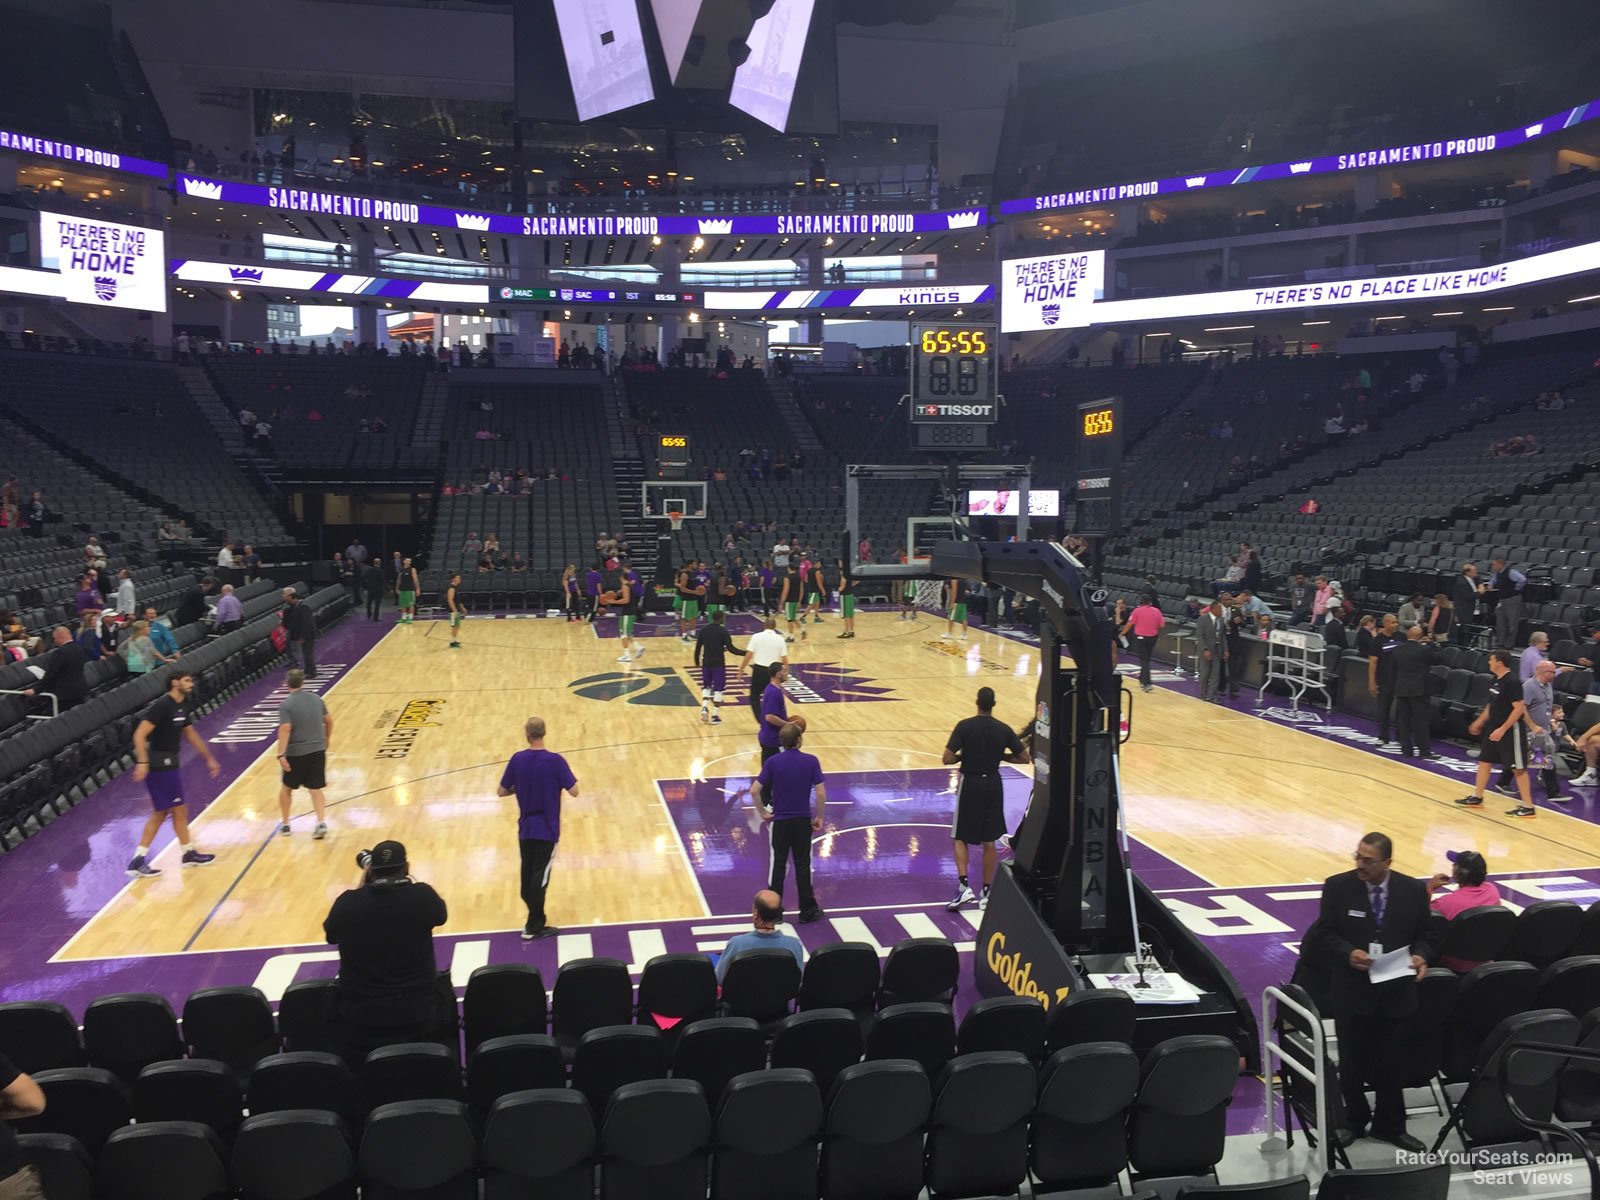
[{"x1": 1307, "y1": 832, "x2": 1443, "y2": 1153}]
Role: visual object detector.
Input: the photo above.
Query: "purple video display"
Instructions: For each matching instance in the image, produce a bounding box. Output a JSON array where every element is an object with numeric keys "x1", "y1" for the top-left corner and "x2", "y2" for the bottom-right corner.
[
  {"x1": 0, "y1": 128, "x2": 168, "y2": 179},
  {"x1": 1001, "y1": 97, "x2": 1600, "y2": 216}
]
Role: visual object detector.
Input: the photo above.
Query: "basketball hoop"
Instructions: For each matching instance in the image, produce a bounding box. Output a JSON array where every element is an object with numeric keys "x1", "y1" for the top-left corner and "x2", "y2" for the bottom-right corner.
[{"x1": 667, "y1": 511, "x2": 684, "y2": 533}]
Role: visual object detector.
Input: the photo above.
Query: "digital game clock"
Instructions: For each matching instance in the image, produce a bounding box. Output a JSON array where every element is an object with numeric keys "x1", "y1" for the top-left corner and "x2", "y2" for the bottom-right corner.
[
  {"x1": 657, "y1": 433, "x2": 691, "y2": 466},
  {"x1": 909, "y1": 322, "x2": 998, "y2": 424}
]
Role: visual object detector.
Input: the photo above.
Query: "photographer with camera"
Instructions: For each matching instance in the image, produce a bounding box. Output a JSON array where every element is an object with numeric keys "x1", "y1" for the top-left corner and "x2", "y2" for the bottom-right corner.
[{"x1": 323, "y1": 840, "x2": 454, "y2": 1064}]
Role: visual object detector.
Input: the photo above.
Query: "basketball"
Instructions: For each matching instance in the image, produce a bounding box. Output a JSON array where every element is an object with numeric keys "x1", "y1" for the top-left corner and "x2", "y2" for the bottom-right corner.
[
  {"x1": 694, "y1": 584, "x2": 707, "y2": 596},
  {"x1": 789, "y1": 715, "x2": 807, "y2": 732},
  {"x1": 600, "y1": 590, "x2": 619, "y2": 604}
]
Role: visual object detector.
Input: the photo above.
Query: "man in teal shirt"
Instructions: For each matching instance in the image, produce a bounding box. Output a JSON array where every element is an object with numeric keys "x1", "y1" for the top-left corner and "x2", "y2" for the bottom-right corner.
[{"x1": 143, "y1": 606, "x2": 180, "y2": 659}]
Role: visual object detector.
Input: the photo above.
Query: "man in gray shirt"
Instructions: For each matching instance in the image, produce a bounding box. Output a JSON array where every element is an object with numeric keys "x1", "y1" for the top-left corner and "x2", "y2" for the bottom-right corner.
[
  {"x1": 276, "y1": 668, "x2": 333, "y2": 838},
  {"x1": 1499, "y1": 658, "x2": 1565, "y2": 804}
]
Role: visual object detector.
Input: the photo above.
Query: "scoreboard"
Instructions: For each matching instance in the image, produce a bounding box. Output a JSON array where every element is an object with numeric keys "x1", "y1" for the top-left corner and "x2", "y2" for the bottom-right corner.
[
  {"x1": 909, "y1": 323, "x2": 997, "y2": 424},
  {"x1": 1073, "y1": 397, "x2": 1123, "y2": 536}
]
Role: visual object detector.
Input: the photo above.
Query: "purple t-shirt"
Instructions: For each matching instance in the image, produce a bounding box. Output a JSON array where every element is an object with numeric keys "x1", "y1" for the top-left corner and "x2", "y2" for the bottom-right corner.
[
  {"x1": 759, "y1": 567, "x2": 775, "y2": 588},
  {"x1": 757, "y1": 749, "x2": 823, "y2": 820},
  {"x1": 500, "y1": 748, "x2": 576, "y2": 842},
  {"x1": 584, "y1": 569, "x2": 602, "y2": 597},
  {"x1": 758, "y1": 682, "x2": 788, "y2": 748}
]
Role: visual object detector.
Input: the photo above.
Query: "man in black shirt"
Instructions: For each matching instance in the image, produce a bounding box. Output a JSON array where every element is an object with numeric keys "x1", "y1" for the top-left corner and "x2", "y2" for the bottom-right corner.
[
  {"x1": 282, "y1": 588, "x2": 317, "y2": 678},
  {"x1": 942, "y1": 686, "x2": 1029, "y2": 911},
  {"x1": 128, "y1": 669, "x2": 220, "y2": 877},
  {"x1": 0, "y1": 1053, "x2": 47, "y2": 1199},
  {"x1": 362, "y1": 560, "x2": 386, "y2": 621},
  {"x1": 693, "y1": 611, "x2": 743, "y2": 726},
  {"x1": 835, "y1": 558, "x2": 856, "y2": 639},
  {"x1": 324, "y1": 839, "x2": 453, "y2": 1064},
  {"x1": 1457, "y1": 649, "x2": 1534, "y2": 816},
  {"x1": 1390, "y1": 625, "x2": 1437, "y2": 759},
  {"x1": 23, "y1": 626, "x2": 87, "y2": 712},
  {"x1": 1366, "y1": 613, "x2": 1402, "y2": 745},
  {"x1": 1450, "y1": 562, "x2": 1479, "y2": 646},
  {"x1": 174, "y1": 576, "x2": 215, "y2": 628}
]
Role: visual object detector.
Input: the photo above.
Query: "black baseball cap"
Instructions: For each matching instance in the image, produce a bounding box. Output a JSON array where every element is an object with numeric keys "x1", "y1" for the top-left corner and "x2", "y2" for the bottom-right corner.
[
  {"x1": 1446, "y1": 849, "x2": 1488, "y2": 883},
  {"x1": 370, "y1": 840, "x2": 408, "y2": 871}
]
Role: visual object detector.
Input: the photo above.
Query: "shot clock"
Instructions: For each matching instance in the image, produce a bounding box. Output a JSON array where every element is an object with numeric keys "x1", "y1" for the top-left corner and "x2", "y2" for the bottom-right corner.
[
  {"x1": 909, "y1": 322, "x2": 997, "y2": 423},
  {"x1": 1074, "y1": 397, "x2": 1123, "y2": 536},
  {"x1": 657, "y1": 432, "x2": 691, "y2": 466}
]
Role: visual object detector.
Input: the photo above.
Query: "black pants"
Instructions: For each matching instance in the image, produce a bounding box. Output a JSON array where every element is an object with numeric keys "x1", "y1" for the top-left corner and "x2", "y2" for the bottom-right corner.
[
  {"x1": 1394, "y1": 694, "x2": 1430, "y2": 755},
  {"x1": 519, "y1": 838, "x2": 556, "y2": 930},
  {"x1": 760, "y1": 743, "x2": 780, "y2": 766},
  {"x1": 1497, "y1": 763, "x2": 1561, "y2": 797},
  {"x1": 1132, "y1": 635, "x2": 1158, "y2": 687},
  {"x1": 769, "y1": 816, "x2": 818, "y2": 914},
  {"x1": 289, "y1": 639, "x2": 317, "y2": 678},
  {"x1": 750, "y1": 663, "x2": 772, "y2": 723},
  {"x1": 1334, "y1": 1010, "x2": 1410, "y2": 1136},
  {"x1": 366, "y1": 591, "x2": 383, "y2": 620},
  {"x1": 1375, "y1": 687, "x2": 1396, "y2": 742}
]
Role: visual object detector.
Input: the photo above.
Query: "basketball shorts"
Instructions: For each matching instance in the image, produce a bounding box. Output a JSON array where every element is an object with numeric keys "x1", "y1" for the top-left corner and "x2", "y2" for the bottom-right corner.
[
  {"x1": 953, "y1": 773, "x2": 1005, "y2": 844},
  {"x1": 841, "y1": 596, "x2": 856, "y2": 617},
  {"x1": 397, "y1": 590, "x2": 415, "y2": 607},
  {"x1": 701, "y1": 666, "x2": 727, "y2": 695},
  {"x1": 682, "y1": 600, "x2": 701, "y2": 621},
  {"x1": 951, "y1": 603, "x2": 968, "y2": 622},
  {"x1": 807, "y1": 592, "x2": 822, "y2": 606},
  {"x1": 147, "y1": 769, "x2": 184, "y2": 812},
  {"x1": 450, "y1": 612, "x2": 463, "y2": 628},
  {"x1": 708, "y1": 602, "x2": 726, "y2": 616},
  {"x1": 282, "y1": 750, "x2": 327, "y2": 791},
  {"x1": 619, "y1": 615, "x2": 635, "y2": 636},
  {"x1": 1479, "y1": 725, "x2": 1527, "y2": 768},
  {"x1": 785, "y1": 601, "x2": 800, "y2": 621}
]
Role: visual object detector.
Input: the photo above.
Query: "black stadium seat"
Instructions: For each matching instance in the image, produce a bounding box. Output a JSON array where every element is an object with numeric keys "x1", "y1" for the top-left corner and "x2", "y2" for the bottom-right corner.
[
  {"x1": 798, "y1": 943, "x2": 880, "y2": 1017},
  {"x1": 1314, "y1": 1162, "x2": 1450, "y2": 1198},
  {"x1": 1534, "y1": 956, "x2": 1600, "y2": 1018},
  {"x1": 463, "y1": 963, "x2": 548, "y2": 1053},
  {"x1": 770, "y1": 1009, "x2": 863, "y2": 1094},
  {"x1": 670, "y1": 1018, "x2": 766, "y2": 1108},
  {"x1": 1501, "y1": 900, "x2": 1583, "y2": 968},
  {"x1": 711, "y1": 1069, "x2": 823, "y2": 1200},
  {"x1": 246, "y1": 1052, "x2": 359, "y2": 1122},
  {"x1": 232, "y1": 1110, "x2": 357, "y2": 1200},
  {"x1": 0, "y1": 1000, "x2": 85, "y2": 1073},
  {"x1": 17, "y1": 1132, "x2": 94, "y2": 1200},
  {"x1": 636, "y1": 954, "x2": 718, "y2": 1037},
  {"x1": 820, "y1": 1060, "x2": 931, "y2": 1200},
  {"x1": 1177, "y1": 1180, "x2": 1311, "y2": 1198},
  {"x1": 1044, "y1": 987, "x2": 1137, "y2": 1055},
  {"x1": 20, "y1": 1067, "x2": 131, "y2": 1154},
  {"x1": 182, "y1": 987, "x2": 279, "y2": 1078},
  {"x1": 466, "y1": 1034, "x2": 566, "y2": 1120},
  {"x1": 599, "y1": 1079, "x2": 712, "y2": 1200},
  {"x1": 1440, "y1": 962, "x2": 1540, "y2": 1081},
  {"x1": 864, "y1": 1003, "x2": 955, "y2": 1078},
  {"x1": 276, "y1": 979, "x2": 341, "y2": 1054},
  {"x1": 1030, "y1": 1042, "x2": 1141, "y2": 1192},
  {"x1": 481, "y1": 1089, "x2": 595, "y2": 1200},
  {"x1": 81, "y1": 993, "x2": 183, "y2": 1086},
  {"x1": 132, "y1": 1059, "x2": 245, "y2": 1145},
  {"x1": 878, "y1": 938, "x2": 958, "y2": 1007},
  {"x1": 1433, "y1": 1008, "x2": 1579, "y2": 1153},
  {"x1": 924, "y1": 1050, "x2": 1036, "y2": 1199},
  {"x1": 552, "y1": 958, "x2": 633, "y2": 1055},
  {"x1": 1127, "y1": 1035, "x2": 1240, "y2": 1183},
  {"x1": 571, "y1": 1025, "x2": 667, "y2": 1115},
  {"x1": 359, "y1": 1100, "x2": 478, "y2": 1200},
  {"x1": 718, "y1": 947, "x2": 802, "y2": 1025},
  {"x1": 361, "y1": 1043, "x2": 464, "y2": 1109},
  {"x1": 955, "y1": 995, "x2": 1047, "y2": 1058},
  {"x1": 97, "y1": 1121, "x2": 230, "y2": 1200},
  {"x1": 1433, "y1": 904, "x2": 1515, "y2": 968}
]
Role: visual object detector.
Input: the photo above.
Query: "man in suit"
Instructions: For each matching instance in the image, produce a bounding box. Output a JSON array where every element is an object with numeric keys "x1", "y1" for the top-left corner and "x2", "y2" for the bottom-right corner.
[
  {"x1": 1451, "y1": 562, "x2": 1479, "y2": 646},
  {"x1": 23, "y1": 626, "x2": 88, "y2": 712},
  {"x1": 1195, "y1": 598, "x2": 1228, "y2": 701},
  {"x1": 1391, "y1": 625, "x2": 1437, "y2": 759},
  {"x1": 1309, "y1": 832, "x2": 1442, "y2": 1153}
]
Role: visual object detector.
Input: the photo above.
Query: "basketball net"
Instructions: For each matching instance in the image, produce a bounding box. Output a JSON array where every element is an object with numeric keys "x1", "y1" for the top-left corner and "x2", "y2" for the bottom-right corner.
[{"x1": 667, "y1": 511, "x2": 684, "y2": 533}]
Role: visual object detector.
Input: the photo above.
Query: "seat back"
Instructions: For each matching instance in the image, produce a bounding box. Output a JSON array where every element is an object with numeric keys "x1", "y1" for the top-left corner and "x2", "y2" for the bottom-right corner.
[
  {"x1": 636, "y1": 954, "x2": 718, "y2": 1034},
  {"x1": 769, "y1": 1010, "x2": 863, "y2": 1094},
  {"x1": 481, "y1": 1089, "x2": 594, "y2": 1200},
  {"x1": 1127, "y1": 1035, "x2": 1239, "y2": 1180},
  {"x1": 246, "y1": 1052, "x2": 359, "y2": 1122},
  {"x1": 1459, "y1": 1008, "x2": 1580, "y2": 1147},
  {"x1": 1442, "y1": 962, "x2": 1541, "y2": 1080},
  {"x1": 719, "y1": 948, "x2": 802, "y2": 1025},
  {"x1": 1399, "y1": 968, "x2": 1460, "y2": 1087},
  {"x1": 20, "y1": 1067, "x2": 131, "y2": 1154},
  {"x1": 361, "y1": 1043, "x2": 463, "y2": 1110},
  {"x1": 599, "y1": 1079, "x2": 711, "y2": 1200},
  {"x1": 1031, "y1": 1042, "x2": 1140, "y2": 1189},
  {"x1": 798, "y1": 943, "x2": 880, "y2": 1015},
  {"x1": 1435, "y1": 905, "x2": 1517, "y2": 967},
  {"x1": 711, "y1": 1069, "x2": 823, "y2": 1200},
  {"x1": 552, "y1": 958, "x2": 633, "y2": 1049},
  {"x1": 1570, "y1": 903, "x2": 1600, "y2": 958},
  {"x1": 467, "y1": 1035, "x2": 566, "y2": 1119},
  {"x1": 878, "y1": 938, "x2": 958, "y2": 1006},
  {"x1": 669, "y1": 1018, "x2": 766, "y2": 1108},
  {"x1": 1314, "y1": 1161, "x2": 1451, "y2": 1198},
  {"x1": 820, "y1": 1061, "x2": 931, "y2": 1200},
  {"x1": 232, "y1": 1110, "x2": 356, "y2": 1200},
  {"x1": 1044, "y1": 988, "x2": 1136, "y2": 1055},
  {"x1": 1502, "y1": 901, "x2": 1584, "y2": 969},
  {"x1": 955, "y1": 995, "x2": 1047, "y2": 1058},
  {"x1": 358, "y1": 1100, "x2": 478, "y2": 1200},
  {"x1": 132, "y1": 1059, "x2": 244, "y2": 1144},
  {"x1": 864, "y1": 1002, "x2": 955, "y2": 1078},
  {"x1": 0, "y1": 1001, "x2": 85, "y2": 1073},
  {"x1": 925, "y1": 1051, "x2": 1035, "y2": 1200},
  {"x1": 463, "y1": 964, "x2": 548, "y2": 1053},
  {"x1": 97, "y1": 1121, "x2": 229, "y2": 1200},
  {"x1": 277, "y1": 979, "x2": 341, "y2": 1054},
  {"x1": 1533, "y1": 955, "x2": 1600, "y2": 1018},
  {"x1": 571, "y1": 1025, "x2": 667, "y2": 1115},
  {"x1": 82, "y1": 993, "x2": 183, "y2": 1086},
  {"x1": 1176, "y1": 1179, "x2": 1311, "y2": 1198},
  {"x1": 18, "y1": 1132, "x2": 94, "y2": 1200},
  {"x1": 182, "y1": 987, "x2": 279, "y2": 1077}
]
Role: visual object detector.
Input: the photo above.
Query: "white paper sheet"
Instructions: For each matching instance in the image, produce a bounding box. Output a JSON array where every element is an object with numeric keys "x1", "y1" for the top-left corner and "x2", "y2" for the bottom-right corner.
[{"x1": 1367, "y1": 946, "x2": 1414, "y2": 984}]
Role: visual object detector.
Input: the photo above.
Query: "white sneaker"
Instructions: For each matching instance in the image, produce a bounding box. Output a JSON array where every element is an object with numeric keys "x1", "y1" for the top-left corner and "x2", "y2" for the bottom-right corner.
[
  {"x1": 941, "y1": 632, "x2": 952, "y2": 640},
  {"x1": 634, "y1": 645, "x2": 645, "y2": 657},
  {"x1": 979, "y1": 888, "x2": 990, "y2": 911},
  {"x1": 1574, "y1": 770, "x2": 1599, "y2": 786},
  {"x1": 945, "y1": 883, "x2": 976, "y2": 911},
  {"x1": 313, "y1": 822, "x2": 328, "y2": 840},
  {"x1": 616, "y1": 652, "x2": 633, "y2": 662},
  {"x1": 278, "y1": 823, "x2": 291, "y2": 837}
]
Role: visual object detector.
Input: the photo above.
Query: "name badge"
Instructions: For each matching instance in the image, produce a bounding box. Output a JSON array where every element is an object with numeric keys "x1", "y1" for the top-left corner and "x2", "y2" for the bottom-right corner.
[
  {"x1": 1369, "y1": 942, "x2": 1383, "y2": 958},
  {"x1": 1347, "y1": 909, "x2": 1365, "y2": 918}
]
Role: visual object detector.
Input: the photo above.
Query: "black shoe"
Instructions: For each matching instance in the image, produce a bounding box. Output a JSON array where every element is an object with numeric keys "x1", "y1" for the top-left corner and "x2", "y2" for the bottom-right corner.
[
  {"x1": 799, "y1": 907, "x2": 825, "y2": 923},
  {"x1": 521, "y1": 924, "x2": 559, "y2": 940},
  {"x1": 1455, "y1": 794, "x2": 1483, "y2": 806},
  {"x1": 1332, "y1": 1126, "x2": 1364, "y2": 1149},
  {"x1": 1371, "y1": 1130, "x2": 1426, "y2": 1154},
  {"x1": 1418, "y1": 753, "x2": 1440, "y2": 761}
]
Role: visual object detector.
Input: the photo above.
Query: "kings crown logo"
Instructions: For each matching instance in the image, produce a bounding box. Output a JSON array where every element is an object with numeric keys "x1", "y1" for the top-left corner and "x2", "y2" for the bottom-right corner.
[
  {"x1": 1040, "y1": 303, "x2": 1061, "y2": 326},
  {"x1": 92, "y1": 276, "x2": 118, "y2": 302},
  {"x1": 182, "y1": 178, "x2": 223, "y2": 199},
  {"x1": 229, "y1": 267, "x2": 264, "y2": 282},
  {"x1": 1185, "y1": 176, "x2": 1208, "y2": 188},
  {"x1": 1525, "y1": 122, "x2": 1543, "y2": 138},
  {"x1": 1288, "y1": 162, "x2": 1313, "y2": 174},
  {"x1": 697, "y1": 219, "x2": 733, "y2": 235},
  {"x1": 454, "y1": 213, "x2": 492, "y2": 230},
  {"x1": 945, "y1": 210, "x2": 982, "y2": 230}
]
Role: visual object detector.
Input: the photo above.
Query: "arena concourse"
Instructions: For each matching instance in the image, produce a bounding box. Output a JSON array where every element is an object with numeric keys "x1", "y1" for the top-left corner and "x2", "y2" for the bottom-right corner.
[{"x1": 3, "y1": 2, "x2": 1600, "y2": 1197}]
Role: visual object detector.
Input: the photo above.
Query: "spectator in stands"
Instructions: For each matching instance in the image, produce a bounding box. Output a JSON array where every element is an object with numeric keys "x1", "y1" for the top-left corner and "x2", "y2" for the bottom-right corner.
[
  {"x1": 239, "y1": 545, "x2": 261, "y2": 583},
  {"x1": 1520, "y1": 631, "x2": 1557, "y2": 680},
  {"x1": 1396, "y1": 595, "x2": 1423, "y2": 628},
  {"x1": 143, "y1": 607, "x2": 179, "y2": 660},
  {"x1": 214, "y1": 585, "x2": 243, "y2": 633},
  {"x1": 345, "y1": 538, "x2": 368, "y2": 565},
  {"x1": 175, "y1": 577, "x2": 215, "y2": 628},
  {"x1": 75, "y1": 613, "x2": 106, "y2": 661},
  {"x1": 0, "y1": 1054, "x2": 47, "y2": 1196},
  {"x1": 362, "y1": 560, "x2": 386, "y2": 621},
  {"x1": 1299, "y1": 497, "x2": 1321, "y2": 514},
  {"x1": 1482, "y1": 556, "x2": 1527, "y2": 648},
  {"x1": 282, "y1": 589, "x2": 317, "y2": 678},
  {"x1": 75, "y1": 575, "x2": 103, "y2": 617},
  {"x1": 462, "y1": 532, "x2": 482, "y2": 556},
  {"x1": 113, "y1": 569, "x2": 136, "y2": 619},
  {"x1": 254, "y1": 416, "x2": 273, "y2": 449},
  {"x1": 334, "y1": 551, "x2": 358, "y2": 604},
  {"x1": 1354, "y1": 614, "x2": 1379, "y2": 657},
  {"x1": 1210, "y1": 555, "x2": 1244, "y2": 596},
  {"x1": 24, "y1": 626, "x2": 87, "y2": 711},
  {"x1": 717, "y1": 889, "x2": 804, "y2": 983},
  {"x1": 122, "y1": 620, "x2": 175, "y2": 675},
  {"x1": 1451, "y1": 563, "x2": 1480, "y2": 645},
  {"x1": 0, "y1": 500, "x2": 18, "y2": 529},
  {"x1": 1427, "y1": 593, "x2": 1455, "y2": 643},
  {"x1": 217, "y1": 542, "x2": 236, "y2": 576},
  {"x1": 1288, "y1": 573, "x2": 1313, "y2": 623},
  {"x1": 23, "y1": 491, "x2": 46, "y2": 538},
  {"x1": 1239, "y1": 543, "x2": 1263, "y2": 592},
  {"x1": 84, "y1": 535, "x2": 107, "y2": 570},
  {"x1": 1426, "y1": 850, "x2": 1500, "y2": 972}
]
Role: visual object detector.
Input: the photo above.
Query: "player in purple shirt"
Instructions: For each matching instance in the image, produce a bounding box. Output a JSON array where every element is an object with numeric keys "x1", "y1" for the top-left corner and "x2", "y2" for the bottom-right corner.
[
  {"x1": 758, "y1": 661, "x2": 805, "y2": 764},
  {"x1": 497, "y1": 716, "x2": 579, "y2": 939},
  {"x1": 754, "y1": 722, "x2": 827, "y2": 921},
  {"x1": 584, "y1": 564, "x2": 603, "y2": 623}
]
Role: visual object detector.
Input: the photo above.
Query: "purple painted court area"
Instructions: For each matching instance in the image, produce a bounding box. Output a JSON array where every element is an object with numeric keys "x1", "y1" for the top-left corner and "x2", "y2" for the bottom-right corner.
[{"x1": 0, "y1": 617, "x2": 392, "y2": 1013}]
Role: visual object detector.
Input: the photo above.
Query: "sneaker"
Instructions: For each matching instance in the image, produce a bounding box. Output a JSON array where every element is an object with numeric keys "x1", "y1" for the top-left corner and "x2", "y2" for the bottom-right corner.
[
  {"x1": 126, "y1": 855, "x2": 160, "y2": 878},
  {"x1": 960, "y1": 633, "x2": 968, "y2": 642},
  {"x1": 1574, "y1": 770, "x2": 1599, "y2": 786},
  {"x1": 1547, "y1": 793, "x2": 1571, "y2": 803},
  {"x1": 1455, "y1": 795, "x2": 1484, "y2": 806},
  {"x1": 945, "y1": 883, "x2": 976, "y2": 911},
  {"x1": 700, "y1": 709, "x2": 710, "y2": 724},
  {"x1": 634, "y1": 645, "x2": 645, "y2": 658},
  {"x1": 520, "y1": 924, "x2": 559, "y2": 940},
  {"x1": 181, "y1": 849, "x2": 216, "y2": 867},
  {"x1": 1506, "y1": 805, "x2": 1538, "y2": 818},
  {"x1": 279, "y1": 823, "x2": 291, "y2": 836},
  {"x1": 617, "y1": 652, "x2": 633, "y2": 663},
  {"x1": 996, "y1": 834, "x2": 1012, "y2": 851},
  {"x1": 1492, "y1": 781, "x2": 1519, "y2": 797},
  {"x1": 799, "y1": 907, "x2": 825, "y2": 924},
  {"x1": 786, "y1": 636, "x2": 796, "y2": 643},
  {"x1": 837, "y1": 631, "x2": 850, "y2": 639},
  {"x1": 979, "y1": 888, "x2": 990, "y2": 911},
  {"x1": 313, "y1": 822, "x2": 328, "y2": 839},
  {"x1": 449, "y1": 641, "x2": 461, "y2": 648},
  {"x1": 801, "y1": 630, "x2": 808, "y2": 641},
  {"x1": 941, "y1": 632, "x2": 952, "y2": 640},
  {"x1": 710, "y1": 715, "x2": 722, "y2": 725}
]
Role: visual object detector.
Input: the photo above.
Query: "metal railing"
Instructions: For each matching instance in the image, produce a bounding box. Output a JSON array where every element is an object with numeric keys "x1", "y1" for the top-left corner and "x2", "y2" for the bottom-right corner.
[
  {"x1": 1259, "y1": 985, "x2": 1335, "y2": 1169},
  {"x1": 0, "y1": 687, "x2": 58, "y2": 721},
  {"x1": 1496, "y1": 1040, "x2": 1600, "y2": 1198}
]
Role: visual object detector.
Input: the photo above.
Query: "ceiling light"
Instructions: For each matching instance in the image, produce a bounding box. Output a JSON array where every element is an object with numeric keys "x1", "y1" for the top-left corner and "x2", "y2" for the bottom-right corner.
[
  {"x1": 1482, "y1": 306, "x2": 1514, "y2": 312},
  {"x1": 1203, "y1": 325, "x2": 1254, "y2": 332},
  {"x1": 1301, "y1": 320, "x2": 1330, "y2": 326},
  {"x1": 1431, "y1": 311, "x2": 1464, "y2": 316},
  {"x1": 1567, "y1": 294, "x2": 1600, "y2": 304}
]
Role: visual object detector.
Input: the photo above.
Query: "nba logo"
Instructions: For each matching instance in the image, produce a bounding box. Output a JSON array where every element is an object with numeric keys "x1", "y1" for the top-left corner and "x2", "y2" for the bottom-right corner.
[{"x1": 1041, "y1": 303, "x2": 1060, "y2": 326}]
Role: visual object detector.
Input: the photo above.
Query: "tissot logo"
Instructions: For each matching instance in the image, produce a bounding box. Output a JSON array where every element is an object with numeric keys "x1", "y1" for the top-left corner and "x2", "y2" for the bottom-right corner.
[
  {"x1": 920, "y1": 404, "x2": 993, "y2": 417},
  {"x1": 1076, "y1": 477, "x2": 1111, "y2": 489}
]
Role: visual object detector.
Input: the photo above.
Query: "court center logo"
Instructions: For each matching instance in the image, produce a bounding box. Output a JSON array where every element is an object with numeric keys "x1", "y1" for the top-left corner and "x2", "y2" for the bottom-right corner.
[
  {"x1": 568, "y1": 664, "x2": 898, "y2": 707},
  {"x1": 923, "y1": 640, "x2": 1009, "y2": 674},
  {"x1": 374, "y1": 697, "x2": 446, "y2": 759}
]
